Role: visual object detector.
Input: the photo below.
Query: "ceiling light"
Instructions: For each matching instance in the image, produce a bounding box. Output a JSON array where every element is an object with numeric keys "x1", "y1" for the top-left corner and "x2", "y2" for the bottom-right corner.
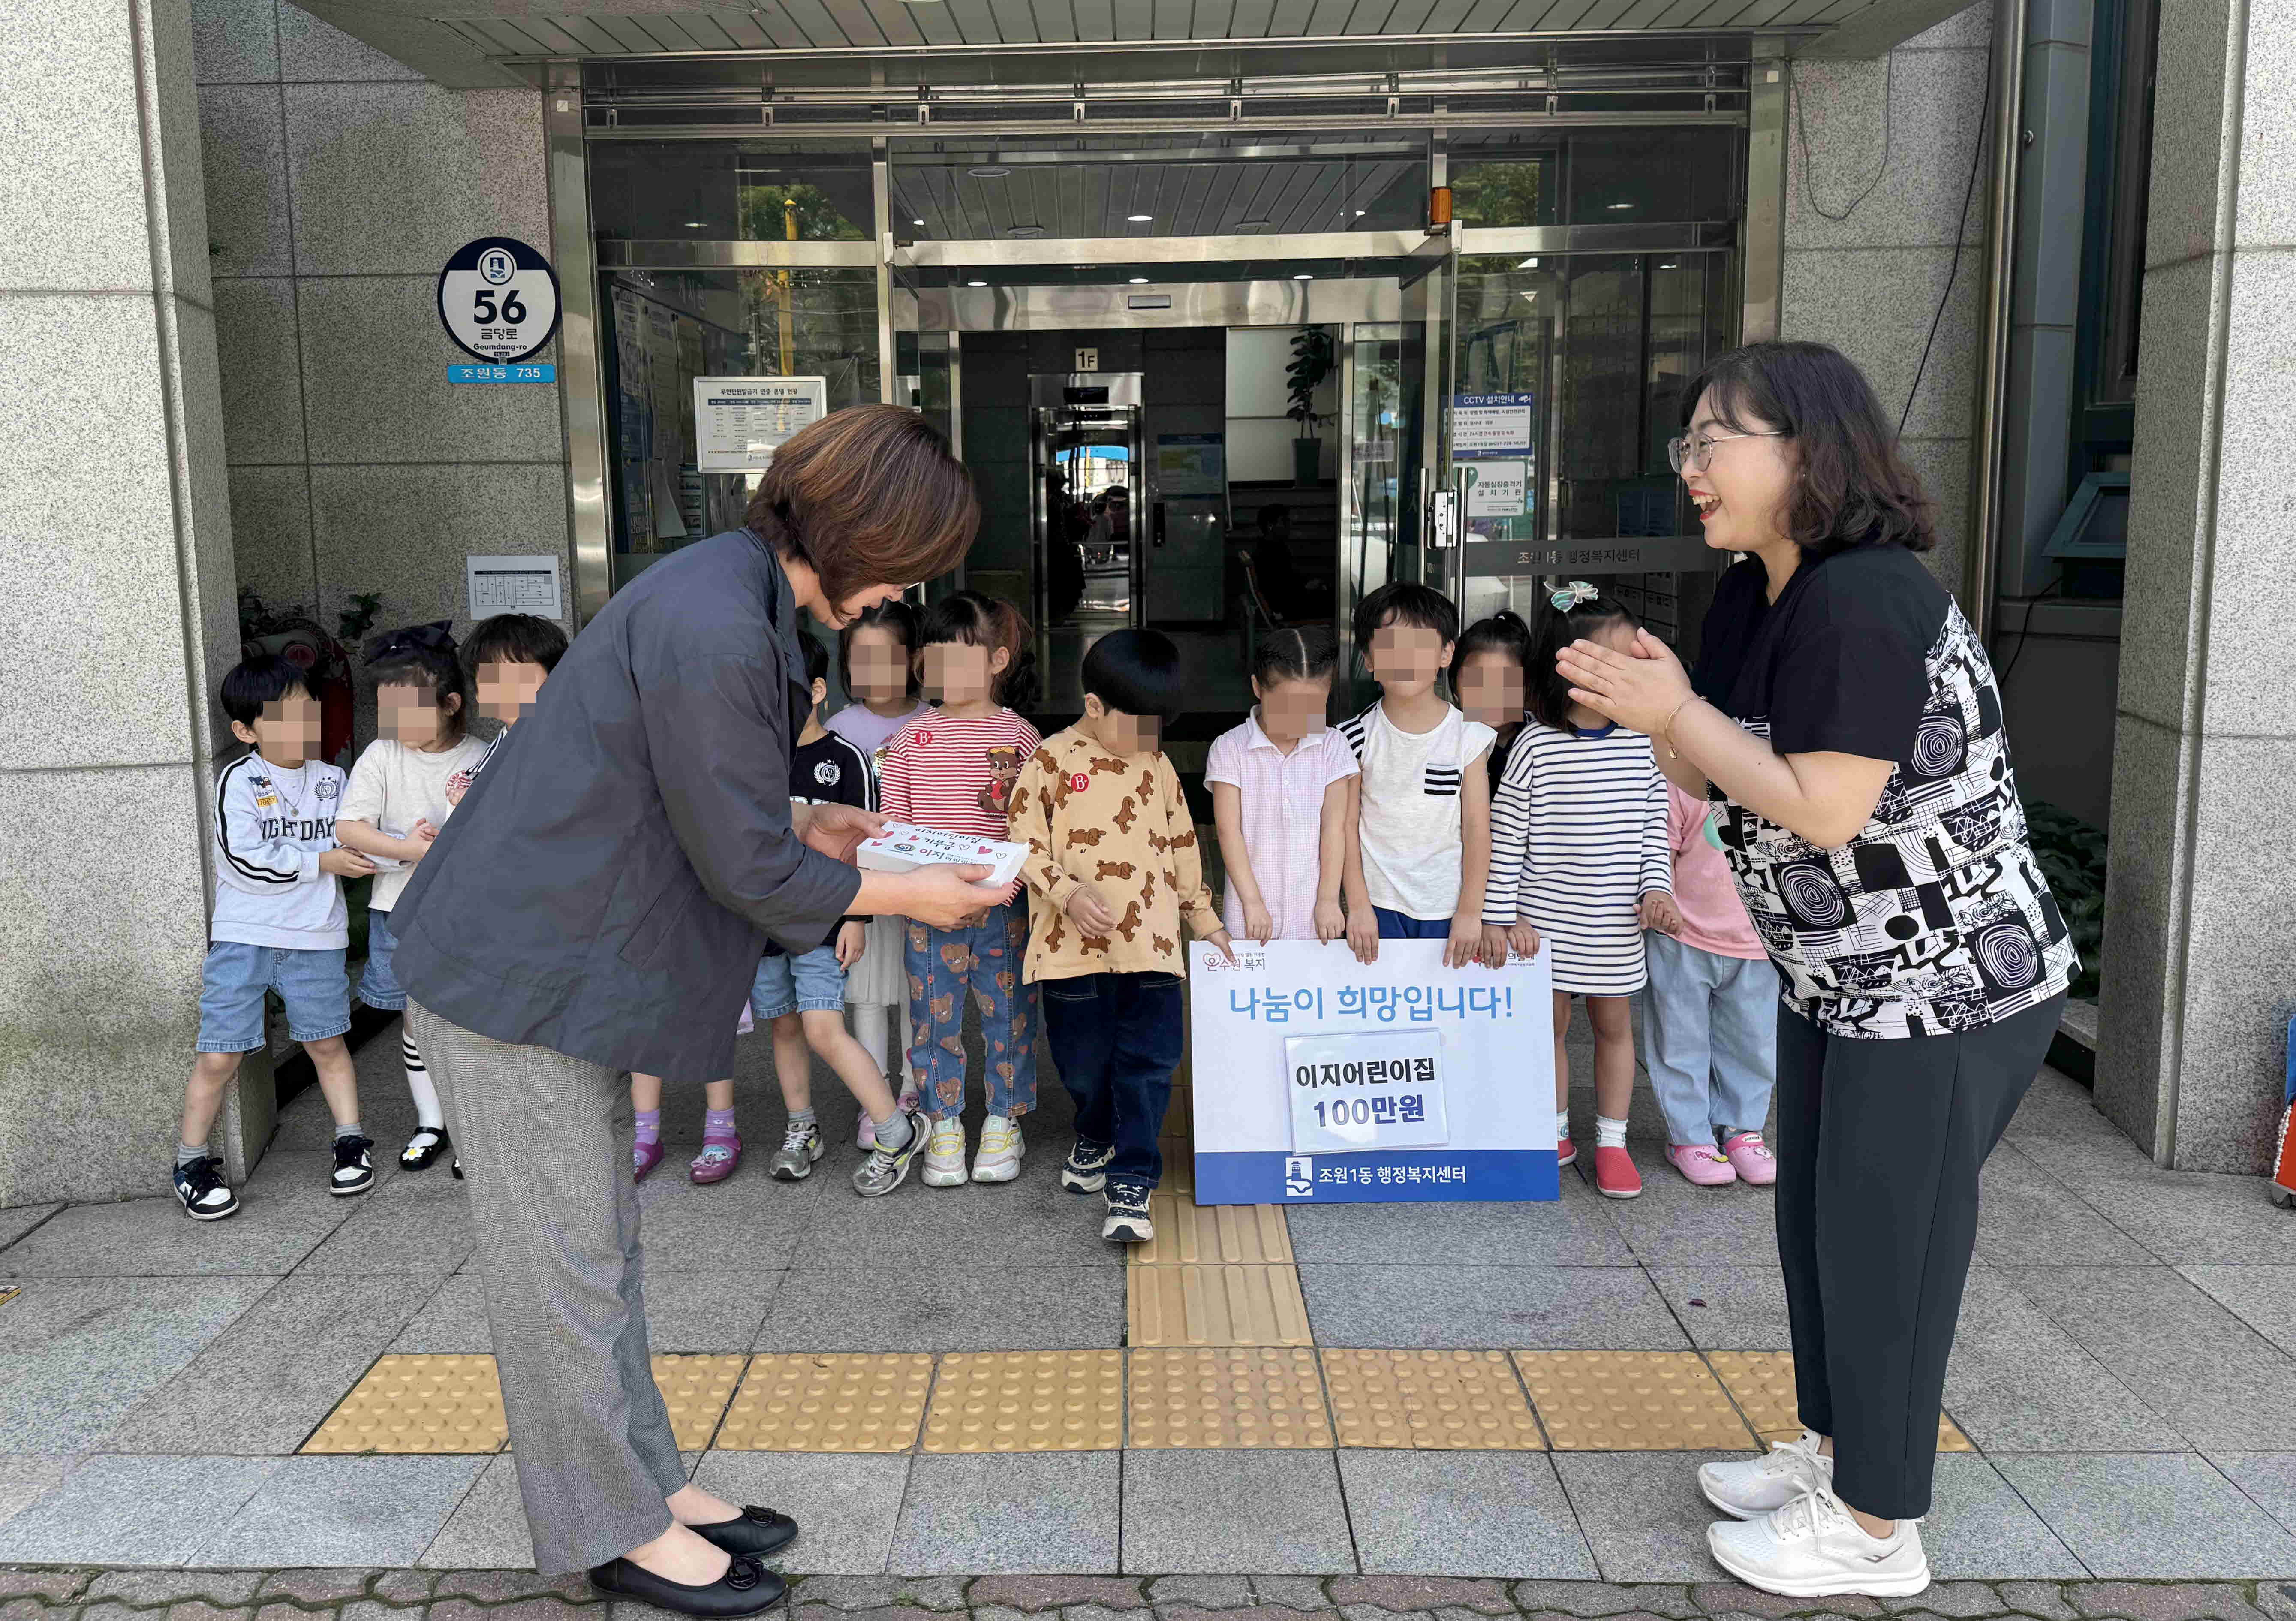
[
  {"x1": 911, "y1": 217, "x2": 925, "y2": 226},
  {"x1": 682, "y1": 220, "x2": 708, "y2": 228},
  {"x1": 1237, "y1": 217, "x2": 1272, "y2": 229},
  {"x1": 967, "y1": 165, "x2": 1011, "y2": 178},
  {"x1": 1293, "y1": 272, "x2": 1313, "y2": 280},
  {"x1": 966, "y1": 279, "x2": 987, "y2": 287},
  {"x1": 1607, "y1": 201, "x2": 1633, "y2": 210},
  {"x1": 1127, "y1": 213, "x2": 1153, "y2": 222},
  {"x1": 1517, "y1": 256, "x2": 1540, "y2": 268},
  {"x1": 1128, "y1": 277, "x2": 1150, "y2": 284},
  {"x1": 1659, "y1": 260, "x2": 1679, "y2": 269}
]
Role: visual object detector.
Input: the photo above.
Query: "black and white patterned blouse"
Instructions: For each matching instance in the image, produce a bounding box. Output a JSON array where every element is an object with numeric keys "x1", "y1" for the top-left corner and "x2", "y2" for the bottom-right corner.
[{"x1": 1692, "y1": 547, "x2": 2076, "y2": 1040}]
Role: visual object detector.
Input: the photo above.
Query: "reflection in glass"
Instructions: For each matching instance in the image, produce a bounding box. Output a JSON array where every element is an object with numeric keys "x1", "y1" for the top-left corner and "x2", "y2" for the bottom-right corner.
[
  {"x1": 599, "y1": 266, "x2": 879, "y2": 583},
  {"x1": 590, "y1": 143, "x2": 875, "y2": 241}
]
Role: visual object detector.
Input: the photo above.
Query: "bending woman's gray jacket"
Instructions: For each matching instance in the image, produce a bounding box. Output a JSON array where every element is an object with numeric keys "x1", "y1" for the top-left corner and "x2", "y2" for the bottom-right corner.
[{"x1": 394, "y1": 527, "x2": 861, "y2": 1084}]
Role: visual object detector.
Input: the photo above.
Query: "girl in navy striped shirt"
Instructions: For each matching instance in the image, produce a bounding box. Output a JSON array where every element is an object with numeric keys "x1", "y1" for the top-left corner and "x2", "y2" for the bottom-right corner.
[{"x1": 1482, "y1": 584, "x2": 1675, "y2": 1201}]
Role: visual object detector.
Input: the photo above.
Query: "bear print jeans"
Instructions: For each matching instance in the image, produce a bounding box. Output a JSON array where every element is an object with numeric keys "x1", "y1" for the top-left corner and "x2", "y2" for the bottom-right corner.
[{"x1": 904, "y1": 897, "x2": 1040, "y2": 1122}]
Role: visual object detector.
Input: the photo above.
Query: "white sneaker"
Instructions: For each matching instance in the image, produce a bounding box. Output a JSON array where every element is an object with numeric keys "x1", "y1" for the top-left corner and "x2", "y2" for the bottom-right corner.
[
  {"x1": 1700, "y1": 1430, "x2": 1834, "y2": 1518},
  {"x1": 971, "y1": 1115, "x2": 1024, "y2": 1183},
  {"x1": 1707, "y1": 1484, "x2": 1929, "y2": 1598},
  {"x1": 921, "y1": 1118, "x2": 969, "y2": 1187}
]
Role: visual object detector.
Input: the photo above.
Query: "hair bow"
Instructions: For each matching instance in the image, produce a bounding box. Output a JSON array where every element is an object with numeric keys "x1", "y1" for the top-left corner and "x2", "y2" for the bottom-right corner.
[
  {"x1": 1548, "y1": 580, "x2": 1601, "y2": 613},
  {"x1": 363, "y1": 620, "x2": 456, "y2": 663}
]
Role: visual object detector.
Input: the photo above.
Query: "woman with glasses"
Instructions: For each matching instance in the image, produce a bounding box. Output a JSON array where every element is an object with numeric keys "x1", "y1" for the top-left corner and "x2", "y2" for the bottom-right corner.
[{"x1": 1558, "y1": 341, "x2": 2075, "y2": 1600}]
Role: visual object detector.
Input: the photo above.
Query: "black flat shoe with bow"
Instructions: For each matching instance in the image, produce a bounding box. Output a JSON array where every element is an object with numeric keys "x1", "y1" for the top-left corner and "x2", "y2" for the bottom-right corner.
[
  {"x1": 691, "y1": 1505, "x2": 799, "y2": 1559},
  {"x1": 587, "y1": 1553, "x2": 785, "y2": 1617}
]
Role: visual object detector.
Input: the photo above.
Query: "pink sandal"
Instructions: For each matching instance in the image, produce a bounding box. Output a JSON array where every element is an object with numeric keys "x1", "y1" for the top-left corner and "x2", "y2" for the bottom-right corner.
[
  {"x1": 632, "y1": 1139, "x2": 665, "y2": 1182},
  {"x1": 1668, "y1": 1143, "x2": 1739, "y2": 1187},
  {"x1": 1722, "y1": 1131, "x2": 1777, "y2": 1186},
  {"x1": 690, "y1": 1133, "x2": 742, "y2": 1185}
]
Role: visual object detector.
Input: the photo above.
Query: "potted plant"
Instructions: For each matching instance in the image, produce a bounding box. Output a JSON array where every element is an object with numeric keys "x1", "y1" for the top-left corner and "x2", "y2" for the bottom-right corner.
[{"x1": 1287, "y1": 325, "x2": 1336, "y2": 485}]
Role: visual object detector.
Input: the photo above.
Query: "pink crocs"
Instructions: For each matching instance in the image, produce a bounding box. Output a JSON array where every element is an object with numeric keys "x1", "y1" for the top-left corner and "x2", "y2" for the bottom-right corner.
[
  {"x1": 1722, "y1": 1132, "x2": 1777, "y2": 1185},
  {"x1": 1668, "y1": 1143, "x2": 1739, "y2": 1187}
]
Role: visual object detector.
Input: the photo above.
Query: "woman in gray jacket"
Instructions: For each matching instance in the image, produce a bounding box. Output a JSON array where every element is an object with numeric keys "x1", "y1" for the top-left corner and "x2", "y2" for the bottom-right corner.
[{"x1": 395, "y1": 407, "x2": 1009, "y2": 1616}]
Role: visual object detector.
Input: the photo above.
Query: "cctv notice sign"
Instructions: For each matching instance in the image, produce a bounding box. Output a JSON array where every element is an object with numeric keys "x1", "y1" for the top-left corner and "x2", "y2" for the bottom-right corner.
[
  {"x1": 437, "y1": 237, "x2": 561, "y2": 365},
  {"x1": 1187, "y1": 939, "x2": 1557, "y2": 1205}
]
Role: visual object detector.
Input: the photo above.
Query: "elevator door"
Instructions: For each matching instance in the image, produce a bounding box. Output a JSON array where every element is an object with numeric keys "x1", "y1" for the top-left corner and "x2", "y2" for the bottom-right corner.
[{"x1": 1030, "y1": 372, "x2": 1146, "y2": 708}]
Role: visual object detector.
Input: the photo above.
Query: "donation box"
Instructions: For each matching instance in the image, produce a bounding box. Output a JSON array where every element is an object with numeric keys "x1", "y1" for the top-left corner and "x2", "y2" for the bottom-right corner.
[{"x1": 1187, "y1": 939, "x2": 1557, "y2": 1205}]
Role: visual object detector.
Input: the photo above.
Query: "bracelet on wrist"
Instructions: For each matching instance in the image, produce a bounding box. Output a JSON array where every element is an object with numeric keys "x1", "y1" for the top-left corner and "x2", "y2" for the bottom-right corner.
[{"x1": 1660, "y1": 695, "x2": 1700, "y2": 759}]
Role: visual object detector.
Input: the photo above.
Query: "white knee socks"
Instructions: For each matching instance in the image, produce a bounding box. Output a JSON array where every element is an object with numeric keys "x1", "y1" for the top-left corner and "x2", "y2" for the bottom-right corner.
[{"x1": 403, "y1": 1032, "x2": 442, "y2": 1130}]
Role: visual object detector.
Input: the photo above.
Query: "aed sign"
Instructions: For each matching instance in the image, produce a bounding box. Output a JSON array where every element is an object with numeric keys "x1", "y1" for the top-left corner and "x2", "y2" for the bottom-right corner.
[
  {"x1": 437, "y1": 237, "x2": 560, "y2": 365},
  {"x1": 1188, "y1": 938, "x2": 1557, "y2": 1205}
]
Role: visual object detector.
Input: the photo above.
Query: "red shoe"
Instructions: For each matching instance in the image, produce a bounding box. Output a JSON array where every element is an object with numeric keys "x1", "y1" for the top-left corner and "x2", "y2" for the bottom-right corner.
[
  {"x1": 1593, "y1": 1144, "x2": 1643, "y2": 1200},
  {"x1": 632, "y1": 1139, "x2": 665, "y2": 1182},
  {"x1": 1557, "y1": 1136, "x2": 1578, "y2": 1169}
]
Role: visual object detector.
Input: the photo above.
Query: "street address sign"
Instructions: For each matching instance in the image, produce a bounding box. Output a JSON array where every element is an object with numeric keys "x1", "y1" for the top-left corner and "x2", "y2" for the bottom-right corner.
[{"x1": 436, "y1": 237, "x2": 561, "y2": 365}]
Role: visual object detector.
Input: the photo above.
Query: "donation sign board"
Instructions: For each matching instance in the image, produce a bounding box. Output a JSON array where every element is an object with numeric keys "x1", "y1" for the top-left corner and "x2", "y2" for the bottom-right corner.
[
  {"x1": 1188, "y1": 938, "x2": 1556, "y2": 1205},
  {"x1": 436, "y1": 237, "x2": 560, "y2": 365}
]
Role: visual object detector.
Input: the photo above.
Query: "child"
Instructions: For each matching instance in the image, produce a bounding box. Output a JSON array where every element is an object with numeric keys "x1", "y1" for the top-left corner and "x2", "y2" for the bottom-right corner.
[
  {"x1": 1641, "y1": 778, "x2": 1778, "y2": 1187},
  {"x1": 632, "y1": 636, "x2": 927, "y2": 1193},
  {"x1": 177, "y1": 656, "x2": 378, "y2": 1218},
  {"x1": 876, "y1": 590, "x2": 1043, "y2": 1187},
  {"x1": 1007, "y1": 628, "x2": 1236, "y2": 1243},
  {"x1": 1205, "y1": 627, "x2": 1357, "y2": 944},
  {"x1": 828, "y1": 599, "x2": 931, "y2": 1148},
  {"x1": 1455, "y1": 610, "x2": 1534, "y2": 792},
  {"x1": 1336, "y1": 582, "x2": 1496, "y2": 968},
  {"x1": 1481, "y1": 583, "x2": 1673, "y2": 1201},
  {"x1": 334, "y1": 621, "x2": 489, "y2": 1172},
  {"x1": 443, "y1": 612, "x2": 568, "y2": 811}
]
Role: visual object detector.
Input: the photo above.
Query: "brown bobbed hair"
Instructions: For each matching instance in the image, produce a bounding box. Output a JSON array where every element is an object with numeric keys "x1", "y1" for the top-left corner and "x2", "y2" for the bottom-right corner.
[
  {"x1": 1682, "y1": 340, "x2": 1935, "y2": 557},
  {"x1": 743, "y1": 404, "x2": 980, "y2": 606}
]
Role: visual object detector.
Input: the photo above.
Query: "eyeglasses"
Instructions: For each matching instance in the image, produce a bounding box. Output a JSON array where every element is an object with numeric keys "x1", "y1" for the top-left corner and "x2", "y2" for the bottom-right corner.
[{"x1": 1667, "y1": 428, "x2": 1785, "y2": 474}]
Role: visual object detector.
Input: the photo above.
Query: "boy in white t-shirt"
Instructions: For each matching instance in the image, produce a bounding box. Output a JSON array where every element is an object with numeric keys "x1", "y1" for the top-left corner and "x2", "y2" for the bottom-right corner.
[{"x1": 1336, "y1": 582, "x2": 1495, "y2": 968}]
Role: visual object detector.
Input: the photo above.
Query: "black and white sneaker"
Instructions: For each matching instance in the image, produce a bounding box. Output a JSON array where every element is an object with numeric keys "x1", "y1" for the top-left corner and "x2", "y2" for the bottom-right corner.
[
  {"x1": 331, "y1": 1133, "x2": 376, "y2": 1196},
  {"x1": 172, "y1": 1156, "x2": 239, "y2": 1220},
  {"x1": 1102, "y1": 1182, "x2": 1154, "y2": 1244},
  {"x1": 1062, "y1": 1139, "x2": 1114, "y2": 1195}
]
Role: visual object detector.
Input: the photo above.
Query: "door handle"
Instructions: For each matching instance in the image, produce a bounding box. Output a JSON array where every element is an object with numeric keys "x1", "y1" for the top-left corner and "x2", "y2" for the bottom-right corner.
[{"x1": 1153, "y1": 503, "x2": 1167, "y2": 547}]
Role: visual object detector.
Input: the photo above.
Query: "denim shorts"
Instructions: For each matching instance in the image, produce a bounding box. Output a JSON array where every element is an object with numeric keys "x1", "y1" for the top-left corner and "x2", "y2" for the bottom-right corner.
[
  {"x1": 198, "y1": 942, "x2": 352, "y2": 1053},
  {"x1": 750, "y1": 943, "x2": 846, "y2": 1021},
  {"x1": 358, "y1": 906, "x2": 406, "y2": 1012}
]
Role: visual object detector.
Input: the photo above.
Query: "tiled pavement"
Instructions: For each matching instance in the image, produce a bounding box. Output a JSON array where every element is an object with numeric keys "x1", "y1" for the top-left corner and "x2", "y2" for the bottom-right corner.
[{"x1": 4, "y1": 1024, "x2": 2296, "y2": 1582}]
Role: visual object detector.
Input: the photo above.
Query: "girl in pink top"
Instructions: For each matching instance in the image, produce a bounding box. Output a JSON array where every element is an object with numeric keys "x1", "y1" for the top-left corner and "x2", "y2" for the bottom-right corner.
[
  {"x1": 1205, "y1": 628, "x2": 1358, "y2": 943},
  {"x1": 1640, "y1": 778, "x2": 1779, "y2": 1187}
]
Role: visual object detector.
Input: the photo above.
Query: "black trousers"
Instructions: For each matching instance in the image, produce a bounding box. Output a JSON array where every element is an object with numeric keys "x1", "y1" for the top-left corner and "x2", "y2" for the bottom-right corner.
[{"x1": 1774, "y1": 991, "x2": 2064, "y2": 1521}]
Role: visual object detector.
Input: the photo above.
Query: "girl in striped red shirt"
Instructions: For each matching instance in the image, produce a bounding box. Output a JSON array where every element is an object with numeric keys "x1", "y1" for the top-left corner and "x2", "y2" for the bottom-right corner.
[{"x1": 878, "y1": 591, "x2": 1043, "y2": 1190}]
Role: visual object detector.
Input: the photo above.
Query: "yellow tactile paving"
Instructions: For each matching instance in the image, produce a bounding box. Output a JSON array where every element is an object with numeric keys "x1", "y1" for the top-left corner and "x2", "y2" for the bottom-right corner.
[
  {"x1": 1515, "y1": 1351, "x2": 1758, "y2": 1451},
  {"x1": 1127, "y1": 1262, "x2": 1314, "y2": 1347},
  {"x1": 651, "y1": 1354, "x2": 749, "y2": 1451},
  {"x1": 1163, "y1": 1083, "x2": 1192, "y2": 1136},
  {"x1": 1158, "y1": 1138, "x2": 1196, "y2": 1193},
  {"x1": 1128, "y1": 1348, "x2": 1335, "y2": 1449},
  {"x1": 1134, "y1": 1193, "x2": 1292, "y2": 1265},
  {"x1": 921, "y1": 1350, "x2": 1125, "y2": 1452},
  {"x1": 302, "y1": 1354, "x2": 507, "y2": 1454},
  {"x1": 0, "y1": 1286, "x2": 18, "y2": 1309},
  {"x1": 302, "y1": 1353, "x2": 745, "y2": 1456},
  {"x1": 716, "y1": 1353, "x2": 933, "y2": 1452},
  {"x1": 1704, "y1": 1350, "x2": 1973, "y2": 1452},
  {"x1": 1321, "y1": 1350, "x2": 1547, "y2": 1450}
]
